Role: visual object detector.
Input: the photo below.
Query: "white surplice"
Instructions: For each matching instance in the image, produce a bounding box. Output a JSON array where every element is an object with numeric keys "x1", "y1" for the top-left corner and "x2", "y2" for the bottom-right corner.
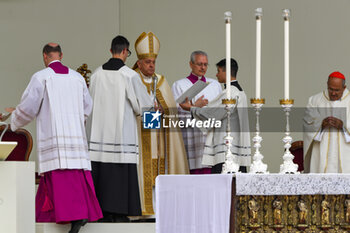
[
  {"x1": 172, "y1": 77, "x2": 222, "y2": 170},
  {"x1": 11, "y1": 68, "x2": 92, "y2": 174},
  {"x1": 87, "y1": 66, "x2": 152, "y2": 164},
  {"x1": 303, "y1": 89, "x2": 350, "y2": 173},
  {"x1": 191, "y1": 85, "x2": 251, "y2": 167}
]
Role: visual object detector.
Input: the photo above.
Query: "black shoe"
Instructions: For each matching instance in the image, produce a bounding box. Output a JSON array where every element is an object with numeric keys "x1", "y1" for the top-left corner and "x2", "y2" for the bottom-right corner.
[
  {"x1": 114, "y1": 215, "x2": 130, "y2": 223},
  {"x1": 138, "y1": 218, "x2": 155, "y2": 223},
  {"x1": 98, "y1": 213, "x2": 115, "y2": 223},
  {"x1": 69, "y1": 219, "x2": 88, "y2": 233}
]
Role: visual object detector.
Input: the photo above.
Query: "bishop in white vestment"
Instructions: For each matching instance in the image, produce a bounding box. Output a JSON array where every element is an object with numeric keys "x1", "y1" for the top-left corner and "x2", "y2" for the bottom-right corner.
[
  {"x1": 304, "y1": 71, "x2": 350, "y2": 173},
  {"x1": 133, "y1": 32, "x2": 189, "y2": 216},
  {"x1": 179, "y1": 58, "x2": 251, "y2": 173},
  {"x1": 172, "y1": 51, "x2": 222, "y2": 174}
]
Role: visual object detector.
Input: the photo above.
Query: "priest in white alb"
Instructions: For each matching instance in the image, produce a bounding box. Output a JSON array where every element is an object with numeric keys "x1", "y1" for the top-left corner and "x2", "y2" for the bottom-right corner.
[
  {"x1": 180, "y1": 58, "x2": 251, "y2": 173},
  {"x1": 304, "y1": 71, "x2": 350, "y2": 173}
]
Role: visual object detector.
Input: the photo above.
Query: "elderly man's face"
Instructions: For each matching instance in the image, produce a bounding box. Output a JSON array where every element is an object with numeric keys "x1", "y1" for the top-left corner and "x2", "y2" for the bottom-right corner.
[
  {"x1": 189, "y1": 55, "x2": 208, "y2": 77},
  {"x1": 327, "y1": 77, "x2": 346, "y2": 101},
  {"x1": 137, "y1": 58, "x2": 156, "y2": 77}
]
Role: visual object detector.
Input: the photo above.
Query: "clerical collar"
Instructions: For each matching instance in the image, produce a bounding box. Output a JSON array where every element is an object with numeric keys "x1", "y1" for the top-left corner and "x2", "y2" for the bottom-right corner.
[
  {"x1": 48, "y1": 60, "x2": 68, "y2": 74},
  {"x1": 187, "y1": 73, "x2": 206, "y2": 84},
  {"x1": 224, "y1": 80, "x2": 243, "y2": 92},
  {"x1": 102, "y1": 58, "x2": 125, "y2": 71},
  {"x1": 224, "y1": 80, "x2": 237, "y2": 88},
  {"x1": 139, "y1": 71, "x2": 153, "y2": 83}
]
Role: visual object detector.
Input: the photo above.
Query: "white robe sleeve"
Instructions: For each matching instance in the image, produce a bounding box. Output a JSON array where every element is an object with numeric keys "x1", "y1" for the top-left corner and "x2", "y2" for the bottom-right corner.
[
  {"x1": 190, "y1": 91, "x2": 228, "y2": 122},
  {"x1": 171, "y1": 81, "x2": 184, "y2": 108},
  {"x1": 83, "y1": 78, "x2": 92, "y2": 120},
  {"x1": 131, "y1": 74, "x2": 153, "y2": 112},
  {"x1": 303, "y1": 96, "x2": 323, "y2": 149},
  {"x1": 11, "y1": 73, "x2": 45, "y2": 131},
  {"x1": 126, "y1": 76, "x2": 142, "y2": 116}
]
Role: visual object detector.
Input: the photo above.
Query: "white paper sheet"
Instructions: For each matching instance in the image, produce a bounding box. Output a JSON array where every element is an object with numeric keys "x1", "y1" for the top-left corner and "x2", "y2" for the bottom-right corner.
[{"x1": 176, "y1": 81, "x2": 209, "y2": 104}]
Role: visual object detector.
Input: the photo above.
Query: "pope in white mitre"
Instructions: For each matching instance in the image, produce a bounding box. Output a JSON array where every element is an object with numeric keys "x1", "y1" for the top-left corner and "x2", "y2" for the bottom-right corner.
[
  {"x1": 304, "y1": 71, "x2": 350, "y2": 173},
  {"x1": 133, "y1": 32, "x2": 189, "y2": 216}
]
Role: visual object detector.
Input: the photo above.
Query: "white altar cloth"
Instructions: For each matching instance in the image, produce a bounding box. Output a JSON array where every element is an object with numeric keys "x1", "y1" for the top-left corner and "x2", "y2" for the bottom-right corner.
[
  {"x1": 0, "y1": 161, "x2": 35, "y2": 233},
  {"x1": 156, "y1": 174, "x2": 233, "y2": 233},
  {"x1": 156, "y1": 173, "x2": 350, "y2": 233},
  {"x1": 236, "y1": 173, "x2": 350, "y2": 196}
]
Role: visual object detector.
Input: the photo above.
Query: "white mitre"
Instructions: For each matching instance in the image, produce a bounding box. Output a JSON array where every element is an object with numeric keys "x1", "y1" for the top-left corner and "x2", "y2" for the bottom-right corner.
[{"x1": 135, "y1": 32, "x2": 160, "y2": 60}]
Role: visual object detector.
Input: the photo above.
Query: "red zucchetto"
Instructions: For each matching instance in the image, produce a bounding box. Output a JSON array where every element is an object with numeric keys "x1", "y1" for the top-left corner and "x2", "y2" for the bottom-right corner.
[{"x1": 329, "y1": 71, "x2": 345, "y2": 80}]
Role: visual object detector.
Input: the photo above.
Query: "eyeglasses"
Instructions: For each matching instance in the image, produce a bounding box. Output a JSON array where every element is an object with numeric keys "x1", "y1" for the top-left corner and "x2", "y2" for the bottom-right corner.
[
  {"x1": 127, "y1": 49, "x2": 132, "y2": 57},
  {"x1": 194, "y1": 63, "x2": 209, "y2": 67}
]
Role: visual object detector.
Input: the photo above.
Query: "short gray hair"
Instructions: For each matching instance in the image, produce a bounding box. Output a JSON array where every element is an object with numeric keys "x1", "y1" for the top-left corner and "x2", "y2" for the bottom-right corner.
[
  {"x1": 190, "y1": 51, "x2": 208, "y2": 63},
  {"x1": 328, "y1": 77, "x2": 346, "y2": 87}
]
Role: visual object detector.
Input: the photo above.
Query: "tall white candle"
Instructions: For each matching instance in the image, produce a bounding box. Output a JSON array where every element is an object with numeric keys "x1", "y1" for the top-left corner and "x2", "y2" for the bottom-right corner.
[
  {"x1": 283, "y1": 9, "x2": 290, "y2": 100},
  {"x1": 225, "y1": 11, "x2": 232, "y2": 99},
  {"x1": 255, "y1": 8, "x2": 262, "y2": 99}
]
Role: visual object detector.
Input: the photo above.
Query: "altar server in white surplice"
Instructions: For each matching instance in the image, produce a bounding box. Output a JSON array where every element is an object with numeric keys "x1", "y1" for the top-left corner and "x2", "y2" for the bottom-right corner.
[
  {"x1": 87, "y1": 36, "x2": 152, "y2": 222},
  {"x1": 304, "y1": 71, "x2": 350, "y2": 173},
  {"x1": 172, "y1": 51, "x2": 222, "y2": 174},
  {"x1": 5, "y1": 43, "x2": 102, "y2": 233},
  {"x1": 180, "y1": 58, "x2": 251, "y2": 174}
]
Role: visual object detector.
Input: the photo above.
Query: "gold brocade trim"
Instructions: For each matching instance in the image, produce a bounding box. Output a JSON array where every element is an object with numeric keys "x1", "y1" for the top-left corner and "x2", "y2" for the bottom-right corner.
[
  {"x1": 338, "y1": 130, "x2": 342, "y2": 172},
  {"x1": 135, "y1": 32, "x2": 147, "y2": 48},
  {"x1": 154, "y1": 88, "x2": 170, "y2": 175},
  {"x1": 324, "y1": 128, "x2": 331, "y2": 173},
  {"x1": 159, "y1": 157, "x2": 165, "y2": 175},
  {"x1": 152, "y1": 158, "x2": 158, "y2": 186},
  {"x1": 142, "y1": 210, "x2": 155, "y2": 216},
  {"x1": 155, "y1": 89, "x2": 169, "y2": 115},
  {"x1": 137, "y1": 53, "x2": 158, "y2": 60},
  {"x1": 140, "y1": 79, "x2": 169, "y2": 216},
  {"x1": 342, "y1": 90, "x2": 350, "y2": 100},
  {"x1": 149, "y1": 32, "x2": 154, "y2": 54},
  {"x1": 141, "y1": 128, "x2": 154, "y2": 215},
  {"x1": 135, "y1": 69, "x2": 165, "y2": 94}
]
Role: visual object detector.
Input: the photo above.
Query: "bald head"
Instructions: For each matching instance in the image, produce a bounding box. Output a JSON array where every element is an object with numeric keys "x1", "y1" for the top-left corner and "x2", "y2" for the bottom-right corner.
[{"x1": 42, "y1": 43, "x2": 62, "y2": 67}]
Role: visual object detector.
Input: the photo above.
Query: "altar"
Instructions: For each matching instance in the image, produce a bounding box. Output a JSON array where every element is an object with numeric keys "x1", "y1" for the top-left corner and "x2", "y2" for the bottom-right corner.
[{"x1": 156, "y1": 174, "x2": 350, "y2": 233}]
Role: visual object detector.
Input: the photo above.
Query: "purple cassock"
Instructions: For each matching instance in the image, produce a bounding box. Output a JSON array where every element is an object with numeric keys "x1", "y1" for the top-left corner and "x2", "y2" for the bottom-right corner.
[
  {"x1": 35, "y1": 61, "x2": 102, "y2": 223},
  {"x1": 186, "y1": 73, "x2": 206, "y2": 84}
]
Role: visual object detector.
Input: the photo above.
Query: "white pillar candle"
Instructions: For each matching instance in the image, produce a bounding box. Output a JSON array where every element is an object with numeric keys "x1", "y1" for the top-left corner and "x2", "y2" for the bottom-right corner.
[
  {"x1": 225, "y1": 11, "x2": 232, "y2": 99},
  {"x1": 255, "y1": 8, "x2": 262, "y2": 99},
  {"x1": 283, "y1": 9, "x2": 290, "y2": 100}
]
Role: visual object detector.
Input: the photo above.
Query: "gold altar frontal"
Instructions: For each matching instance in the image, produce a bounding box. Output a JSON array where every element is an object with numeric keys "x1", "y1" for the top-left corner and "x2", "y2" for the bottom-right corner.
[{"x1": 231, "y1": 179, "x2": 350, "y2": 233}]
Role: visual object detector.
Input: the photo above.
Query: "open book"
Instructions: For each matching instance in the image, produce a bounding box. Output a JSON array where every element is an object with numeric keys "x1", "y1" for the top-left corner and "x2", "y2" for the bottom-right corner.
[{"x1": 176, "y1": 81, "x2": 209, "y2": 104}]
